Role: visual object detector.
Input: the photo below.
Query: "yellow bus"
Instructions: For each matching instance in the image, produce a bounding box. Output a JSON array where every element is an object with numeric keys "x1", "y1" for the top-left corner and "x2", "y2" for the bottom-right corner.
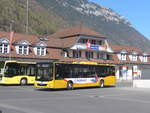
[
  {"x1": 0, "y1": 60, "x2": 36, "y2": 85},
  {"x1": 34, "y1": 62, "x2": 116, "y2": 89}
]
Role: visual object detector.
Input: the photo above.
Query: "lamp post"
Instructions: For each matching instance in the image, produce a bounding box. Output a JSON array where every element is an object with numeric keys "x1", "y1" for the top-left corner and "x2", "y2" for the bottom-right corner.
[
  {"x1": 26, "y1": 0, "x2": 29, "y2": 34},
  {"x1": 9, "y1": 20, "x2": 14, "y2": 61},
  {"x1": 9, "y1": 20, "x2": 14, "y2": 32}
]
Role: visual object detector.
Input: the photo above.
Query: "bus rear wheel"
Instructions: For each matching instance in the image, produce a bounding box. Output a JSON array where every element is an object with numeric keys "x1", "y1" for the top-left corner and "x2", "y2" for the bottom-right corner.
[
  {"x1": 99, "y1": 80, "x2": 104, "y2": 88},
  {"x1": 20, "y1": 78, "x2": 27, "y2": 86},
  {"x1": 67, "y1": 81, "x2": 73, "y2": 90}
]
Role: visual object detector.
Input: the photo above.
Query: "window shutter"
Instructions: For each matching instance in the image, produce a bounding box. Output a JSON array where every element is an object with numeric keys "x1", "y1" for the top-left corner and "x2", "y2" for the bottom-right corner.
[
  {"x1": 44, "y1": 48, "x2": 46, "y2": 56},
  {"x1": 34, "y1": 47, "x2": 37, "y2": 55},
  {"x1": 16, "y1": 46, "x2": 19, "y2": 54}
]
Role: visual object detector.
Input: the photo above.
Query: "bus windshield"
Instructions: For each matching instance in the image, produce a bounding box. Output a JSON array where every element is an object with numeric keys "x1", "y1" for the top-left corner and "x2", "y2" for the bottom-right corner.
[
  {"x1": 36, "y1": 63, "x2": 53, "y2": 81},
  {"x1": 4, "y1": 63, "x2": 20, "y2": 77}
]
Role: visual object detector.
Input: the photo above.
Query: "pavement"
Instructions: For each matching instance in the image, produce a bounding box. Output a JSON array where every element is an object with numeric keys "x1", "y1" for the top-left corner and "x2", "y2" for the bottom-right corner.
[
  {"x1": 0, "y1": 81, "x2": 150, "y2": 113},
  {"x1": 116, "y1": 80, "x2": 133, "y2": 87}
]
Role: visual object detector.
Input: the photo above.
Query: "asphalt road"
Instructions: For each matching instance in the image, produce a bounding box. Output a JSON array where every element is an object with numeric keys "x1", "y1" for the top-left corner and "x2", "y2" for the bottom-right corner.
[{"x1": 0, "y1": 85, "x2": 150, "y2": 113}]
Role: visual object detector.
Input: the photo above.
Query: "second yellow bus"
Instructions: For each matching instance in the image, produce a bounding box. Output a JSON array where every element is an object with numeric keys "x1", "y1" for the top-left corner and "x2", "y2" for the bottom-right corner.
[{"x1": 34, "y1": 62, "x2": 116, "y2": 90}]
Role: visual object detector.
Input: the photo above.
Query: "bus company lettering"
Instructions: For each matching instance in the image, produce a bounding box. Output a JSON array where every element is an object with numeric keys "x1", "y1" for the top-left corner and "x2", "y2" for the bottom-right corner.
[{"x1": 70, "y1": 78, "x2": 97, "y2": 84}]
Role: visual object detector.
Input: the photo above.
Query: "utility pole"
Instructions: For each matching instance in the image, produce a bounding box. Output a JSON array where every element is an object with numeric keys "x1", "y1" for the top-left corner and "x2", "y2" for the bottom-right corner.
[
  {"x1": 26, "y1": 0, "x2": 29, "y2": 34},
  {"x1": 10, "y1": 21, "x2": 13, "y2": 32},
  {"x1": 9, "y1": 20, "x2": 14, "y2": 61}
]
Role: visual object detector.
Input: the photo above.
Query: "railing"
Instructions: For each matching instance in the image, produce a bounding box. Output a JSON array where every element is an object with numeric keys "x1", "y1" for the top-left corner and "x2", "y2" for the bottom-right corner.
[{"x1": 71, "y1": 43, "x2": 109, "y2": 51}]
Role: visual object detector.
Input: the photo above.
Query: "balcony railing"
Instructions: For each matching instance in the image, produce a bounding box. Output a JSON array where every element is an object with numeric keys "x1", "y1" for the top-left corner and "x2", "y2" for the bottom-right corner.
[{"x1": 71, "y1": 43, "x2": 109, "y2": 51}]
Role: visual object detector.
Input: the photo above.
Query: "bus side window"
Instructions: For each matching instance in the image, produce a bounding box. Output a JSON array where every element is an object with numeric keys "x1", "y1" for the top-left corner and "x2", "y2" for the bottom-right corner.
[
  {"x1": 56, "y1": 64, "x2": 65, "y2": 80},
  {"x1": 27, "y1": 66, "x2": 36, "y2": 76}
]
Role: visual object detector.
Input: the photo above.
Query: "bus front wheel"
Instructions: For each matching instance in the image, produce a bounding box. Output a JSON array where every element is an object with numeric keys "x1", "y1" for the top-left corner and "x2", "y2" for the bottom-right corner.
[
  {"x1": 99, "y1": 80, "x2": 104, "y2": 88},
  {"x1": 67, "y1": 81, "x2": 73, "y2": 90},
  {"x1": 20, "y1": 78, "x2": 27, "y2": 85}
]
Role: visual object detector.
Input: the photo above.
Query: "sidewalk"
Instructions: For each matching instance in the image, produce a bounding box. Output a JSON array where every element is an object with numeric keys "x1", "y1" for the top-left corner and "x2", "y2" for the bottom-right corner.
[{"x1": 116, "y1": 80, "x2": 133, "y2": 87}]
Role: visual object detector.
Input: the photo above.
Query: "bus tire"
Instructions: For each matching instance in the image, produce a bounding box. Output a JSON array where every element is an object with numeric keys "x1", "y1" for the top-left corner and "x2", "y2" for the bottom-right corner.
[
  {"x1": 67, "y1": 81, "x2": 73, "y2": 90},
  {"x1": 20, "y1": 78, "x2": 27, "y2": 86},
  {"x1": 99, "y1": 80, "x2": 104, "y2": 88}
]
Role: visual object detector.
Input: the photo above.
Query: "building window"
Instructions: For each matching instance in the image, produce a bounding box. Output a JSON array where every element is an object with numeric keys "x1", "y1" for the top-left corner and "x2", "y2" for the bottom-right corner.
[
  {"x1": 37, "y1": 47, "x2": 46, "y2": 56},
  {"x1": 18, "y1": 46, "x2": 22, "y2": 54},
  {"x1": 97, "y1": 53, "x2": 111, "y2": 60},
  {"x1": 37, "y1": 47, "x2": 40, "y2": 56},
  {"x1": 143, "y1": 56, "x2": 148, "y2": 62},
  {"x1": 97, "y1": 53, "x2": 103, "y2": 59},
  {"x1": 16, "y1": 40, "x2": 30, "y2": 55},
  {"x1": 91, "y1": 40, "x2": 96, "y2": 44},
  {"x1": 72, "y1": 50, "x2": 81, "y2": 58},
  {"x1": 0, "y1": 44, "x2": 2, "y2": 53},
  {"x1": 132, "y1": 55, "x2": 137, "y2": 61},
  {"x1": 78, "y1": 39, "x2": 88, "y2": 44},
  {"x1": 121, "y1": 54, "x2": 126, "y2": 60},
  {"x1": 85, "y1": 51, "x2": 93, "y2": 59},
  {"x1": 4, "y1": 44, "x2": 8, "y2": 53},
  {"x1": 97, "y1": 40, "x2": 103, "y2": 45},
  {"x1": 18, "y1": 45, "x2": 29, "y2": 55},
  {"x1": 107, "y1": 54, "x2": 112, "y2": 60},
  {"x1": 34, "y1": 42, "x2": 47, "y2": 56},
  {"x1": 0, "y1": 44, "x2": 9, "y2": 54},
  {"x1": 103, "y1": 54, "x2": 107, "y2": 60}
]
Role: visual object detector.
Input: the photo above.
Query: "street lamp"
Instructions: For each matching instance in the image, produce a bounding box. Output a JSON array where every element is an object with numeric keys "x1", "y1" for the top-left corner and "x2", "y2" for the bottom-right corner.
[
  {"x1": 26, "y1": 0, "x2": 29, "y2": 34},
  {"x1": 9, "y1": 20, "x2": 14, "y2": 61}
]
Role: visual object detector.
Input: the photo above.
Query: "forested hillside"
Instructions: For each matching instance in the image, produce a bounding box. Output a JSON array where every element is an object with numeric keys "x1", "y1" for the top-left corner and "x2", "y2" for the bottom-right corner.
[
  {"x1": 0, "y1": 0, "x2": 150, "y2": 51},
  {"x1": 0, "y1": 0, "x2": 66, "y2": 35}
]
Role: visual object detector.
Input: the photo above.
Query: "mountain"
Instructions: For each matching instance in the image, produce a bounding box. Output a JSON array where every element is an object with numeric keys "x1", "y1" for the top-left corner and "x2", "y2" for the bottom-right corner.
[
  {"x1": 0, "y1": 0, "x2": 66, "y2": 34},
  {"x1": 0, "y1": 0, "x2": 150, "y2": 51}
]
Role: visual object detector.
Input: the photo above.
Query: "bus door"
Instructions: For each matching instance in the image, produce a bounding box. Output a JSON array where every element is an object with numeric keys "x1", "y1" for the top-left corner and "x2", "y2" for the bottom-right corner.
[
  {"x1": 0, "y1": 62, "x2": 5, "y2": 80},
  {"x1": 54, "y1": 63, "x2": 67, "y2": 88}
]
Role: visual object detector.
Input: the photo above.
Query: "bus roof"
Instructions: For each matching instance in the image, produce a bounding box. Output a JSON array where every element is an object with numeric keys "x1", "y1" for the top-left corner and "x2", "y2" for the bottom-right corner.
[
  {"x1": 5, "y1": 60, "x2": 36, "y2": 64},
  {"x1": 54, "y1": 61, "x2": 116, "y2": 66},
  {"x1": 31, "y1": 61, "x2": 116, "y2": 66}
]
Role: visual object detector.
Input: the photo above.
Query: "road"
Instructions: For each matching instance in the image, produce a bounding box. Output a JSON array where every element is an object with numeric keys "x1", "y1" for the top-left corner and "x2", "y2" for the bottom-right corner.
[{"x1": 0, "y1": 85, "x2": 150, "y2": 113}]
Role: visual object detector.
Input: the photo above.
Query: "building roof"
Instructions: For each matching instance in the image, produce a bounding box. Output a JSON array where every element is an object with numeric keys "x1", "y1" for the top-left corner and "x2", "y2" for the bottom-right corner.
[
  {"x1": 46, "y1": 26, "x2": 107, "y2": 48},
  {"x1": 111, "y1": 45, "x2": 143, "y2": 54},
  {"x1": 0, "y1": 31, "x2": 39, "y2": 44},
  {"x1": 50, "y1": 26, "x2": 106, "y2": 39},
  {"x1": 0, "y1": 31, "x2": 55, "y2": 48}
]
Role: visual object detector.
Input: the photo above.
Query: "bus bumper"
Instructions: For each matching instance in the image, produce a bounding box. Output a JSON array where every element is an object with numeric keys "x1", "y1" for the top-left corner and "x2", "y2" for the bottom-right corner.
[{"x1": 34, "y1": 81, "x2": 54, "y2": 89}]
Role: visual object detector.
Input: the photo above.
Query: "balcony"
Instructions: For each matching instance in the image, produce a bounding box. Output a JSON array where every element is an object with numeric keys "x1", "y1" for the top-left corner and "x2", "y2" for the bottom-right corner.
[{"x1": 71, "y1": 43, "x2": 110, "y2": 52}]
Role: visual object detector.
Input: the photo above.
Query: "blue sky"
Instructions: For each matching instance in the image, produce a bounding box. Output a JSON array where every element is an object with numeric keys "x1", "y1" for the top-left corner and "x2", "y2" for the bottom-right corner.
[{"x1": 89, "y1": 0, "x2": 150, "y2": 40}]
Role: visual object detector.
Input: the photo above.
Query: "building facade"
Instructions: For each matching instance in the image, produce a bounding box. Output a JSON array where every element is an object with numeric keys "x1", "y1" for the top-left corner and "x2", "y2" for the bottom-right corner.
[
  {"x1": 111, "y1": 45, "x2": 150, "y2": 80},
  {"x1": 0, "y1": 26, "x2": 150, "y2": 80}
]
